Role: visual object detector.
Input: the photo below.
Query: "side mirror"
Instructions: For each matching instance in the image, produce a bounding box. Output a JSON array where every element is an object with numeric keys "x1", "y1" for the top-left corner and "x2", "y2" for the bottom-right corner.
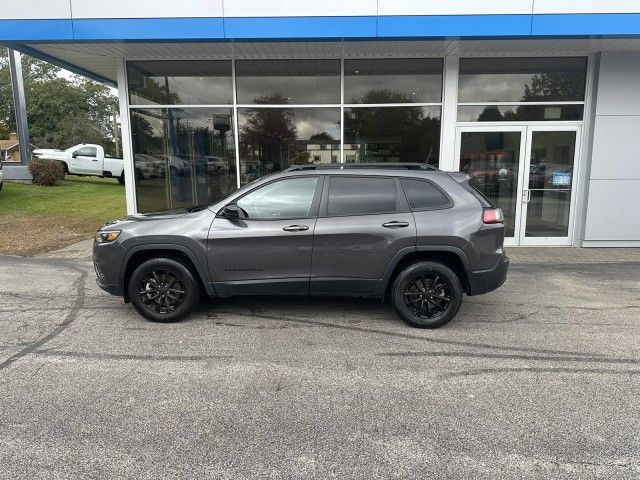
[
  {"x1": 71, "y1": 152, "x2": 78, "y2": 158},
  {"x1": 221, "y1": 204, "x2": 241, "y2": 219}
]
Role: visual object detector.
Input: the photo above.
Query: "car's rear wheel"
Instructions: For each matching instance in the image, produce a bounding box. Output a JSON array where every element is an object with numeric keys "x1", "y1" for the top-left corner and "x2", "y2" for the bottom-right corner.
[
  {"x1": 128, "y1": 258, "x2": 200, "y2": 322},
  {"x1": 392, "y1": 261, "x2": 463, "y2": 328}
]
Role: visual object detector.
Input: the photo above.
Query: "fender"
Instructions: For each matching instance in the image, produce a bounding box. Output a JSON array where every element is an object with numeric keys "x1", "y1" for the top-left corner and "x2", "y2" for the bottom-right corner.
[
  {"x1": 119, "y1": 243, "x2": 215, "y2": 296},
  {"x1": 374, "y1": 245, "x2": 473, "y2": 295}
]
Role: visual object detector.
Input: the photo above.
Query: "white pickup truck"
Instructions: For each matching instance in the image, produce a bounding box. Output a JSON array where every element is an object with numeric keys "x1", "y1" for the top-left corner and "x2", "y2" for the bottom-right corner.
[{"x1": 33, "y1": 144, "x2": 127, "y2": 184}]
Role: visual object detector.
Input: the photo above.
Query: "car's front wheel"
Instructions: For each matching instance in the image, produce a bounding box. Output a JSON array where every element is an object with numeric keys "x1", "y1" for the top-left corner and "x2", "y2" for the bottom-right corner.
[
  {"x1": 392, "y1": 261, "x2": 463, "y2": 328},
  {"x1": 128, "y1": 257, "x2": 200, "y2": 322}
]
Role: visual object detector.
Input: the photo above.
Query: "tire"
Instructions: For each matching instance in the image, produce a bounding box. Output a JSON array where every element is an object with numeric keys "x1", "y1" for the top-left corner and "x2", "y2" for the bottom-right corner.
[
  {"x1": 391, "y1": 261, "x2": 463, "y2": 329},
  {"x1": 117, "y1": 173, "x2": 125, "y2": 185},
  {"x1": 128, "y1": 257, "x2": 200, "y2": 323}
]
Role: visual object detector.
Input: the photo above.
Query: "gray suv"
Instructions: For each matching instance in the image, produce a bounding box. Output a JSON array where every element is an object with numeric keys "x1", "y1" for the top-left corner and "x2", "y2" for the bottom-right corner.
[{"x1": 93, "y1": 164, "x2": 509, "y2": 328}]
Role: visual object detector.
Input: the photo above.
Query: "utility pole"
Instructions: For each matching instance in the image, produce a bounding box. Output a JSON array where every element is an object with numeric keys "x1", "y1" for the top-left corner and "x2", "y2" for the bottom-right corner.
[{"x1": 8, "y1": 49, "x2": 31, "y2": 165}]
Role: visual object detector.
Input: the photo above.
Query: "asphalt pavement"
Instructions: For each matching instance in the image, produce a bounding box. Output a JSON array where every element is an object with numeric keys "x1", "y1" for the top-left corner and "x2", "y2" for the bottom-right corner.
[{"x1": 0, "y1": 252, "x2": 639, "y2": 479}]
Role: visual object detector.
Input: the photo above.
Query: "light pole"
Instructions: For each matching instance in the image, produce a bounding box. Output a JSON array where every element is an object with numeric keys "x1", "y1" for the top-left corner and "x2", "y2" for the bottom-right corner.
[{"x1": 8, "y1": 49, "x2": 31, "y2": 165}]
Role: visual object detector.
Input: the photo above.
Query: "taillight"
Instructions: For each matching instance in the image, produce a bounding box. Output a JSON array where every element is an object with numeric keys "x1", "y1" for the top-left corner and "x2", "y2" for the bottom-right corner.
[{"x1": 483, "y1": 208, "x2": 504, "y2": 224}]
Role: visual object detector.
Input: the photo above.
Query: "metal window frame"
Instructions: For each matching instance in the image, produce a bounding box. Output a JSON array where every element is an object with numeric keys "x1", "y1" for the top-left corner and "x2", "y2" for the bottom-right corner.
[{"x1": 120, "y1": 49, "x2": 589, "y2": 228}]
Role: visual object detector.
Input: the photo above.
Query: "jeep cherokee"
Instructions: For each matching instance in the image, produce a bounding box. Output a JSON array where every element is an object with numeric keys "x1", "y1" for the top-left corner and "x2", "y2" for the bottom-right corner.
[{"x1": 93, "y1": 164, "x2": 509, "y2": 328}]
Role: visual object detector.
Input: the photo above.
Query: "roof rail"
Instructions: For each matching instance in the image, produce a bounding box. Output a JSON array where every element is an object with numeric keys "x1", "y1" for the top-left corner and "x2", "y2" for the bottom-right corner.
[{"x1": 285, "y1": 163, "x2": 440, "y2": 172}]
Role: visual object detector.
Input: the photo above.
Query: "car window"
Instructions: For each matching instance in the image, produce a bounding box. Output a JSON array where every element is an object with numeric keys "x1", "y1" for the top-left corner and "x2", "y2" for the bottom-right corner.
[
  {"x1": 75, "y1": 147, "x2": 97, "y2": 157},
  {"x1": 237, "y1": 177, "x2": 319, "y2": 219},
  {"x1": 400, "y1": 178, "x2": 450, "y2": 210},
  {"x1": 327, "y1": 177, "x2": 398, "y2": 216}
]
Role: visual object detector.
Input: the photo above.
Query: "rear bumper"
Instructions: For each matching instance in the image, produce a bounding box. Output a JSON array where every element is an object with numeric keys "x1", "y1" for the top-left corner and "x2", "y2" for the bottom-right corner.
[{"x1": 467, "y1": 254, "x2": 509, "y2": 296}]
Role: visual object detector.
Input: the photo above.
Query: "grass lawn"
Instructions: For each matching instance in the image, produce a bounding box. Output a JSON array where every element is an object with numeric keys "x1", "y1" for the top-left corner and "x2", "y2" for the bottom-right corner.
[{"x1": 0, "y1": 176, "x2": 126, "y2": 256}]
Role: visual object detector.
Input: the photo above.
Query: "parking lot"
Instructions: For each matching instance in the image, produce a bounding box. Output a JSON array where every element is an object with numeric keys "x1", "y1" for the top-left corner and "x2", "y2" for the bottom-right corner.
[{"x1": 0, "y1": 250, "x2": 639, "y2": 479}]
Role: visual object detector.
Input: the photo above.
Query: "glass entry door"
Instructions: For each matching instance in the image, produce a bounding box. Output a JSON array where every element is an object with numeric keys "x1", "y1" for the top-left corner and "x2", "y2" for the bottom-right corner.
[
  {"x1": 456, "y1": 126, "x2": 580, "y2": 246},
  {"x1": 520, "y1": 127, "x2": 580, "y2": 245}
]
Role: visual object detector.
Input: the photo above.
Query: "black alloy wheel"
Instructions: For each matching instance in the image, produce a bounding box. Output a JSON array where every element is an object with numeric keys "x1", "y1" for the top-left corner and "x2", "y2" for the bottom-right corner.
[
  {"x1": 403, "y1": 273, "x2": 452, "y2": 319},
  {"x1": 392, "y1": 261, "x2": 463, "y2": 328},
  {"x1": 138, "y1": 269, "x2": 186, "y2": 314},
  {"x1": 129, "y1": 257, "x2": 199, "y2": 322}
]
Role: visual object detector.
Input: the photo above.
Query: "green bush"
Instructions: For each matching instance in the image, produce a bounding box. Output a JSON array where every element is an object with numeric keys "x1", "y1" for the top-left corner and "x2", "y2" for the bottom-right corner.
[{"x1": 28, "y1": 159, "x2": 65, "y2": 186}]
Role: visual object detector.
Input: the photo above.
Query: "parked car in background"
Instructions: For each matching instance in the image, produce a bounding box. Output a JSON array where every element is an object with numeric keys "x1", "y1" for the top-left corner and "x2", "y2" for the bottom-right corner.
[
  {"x1": 93, "y1": 164, "x2": 509, "y2": 329},
  {"x1": 33, "y1": 144, "x2": 128, "y2": 184}
]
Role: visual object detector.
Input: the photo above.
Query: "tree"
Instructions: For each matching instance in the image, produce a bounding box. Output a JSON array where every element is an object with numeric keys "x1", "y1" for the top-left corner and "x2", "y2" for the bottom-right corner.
[
  {"x1": 0, "y1": 49, "x2": 120, "y2": 155},
  {"x1": 309, "y1": 132, "x2": 334, "y2": 142},
  {"x1": 239, "y1": 94, "x2": 298, "y2": 174},
  {"x1": 345, "y1": 89, "x2": 440, "y2": 164}
]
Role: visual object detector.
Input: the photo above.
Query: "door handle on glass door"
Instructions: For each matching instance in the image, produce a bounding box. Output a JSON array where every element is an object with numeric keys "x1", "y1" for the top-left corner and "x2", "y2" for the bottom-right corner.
[
  {"x1": 283, "y1": 225, "x2": 309, "y2": 232},
  {"x1": 522, "y1": 190, "x2": 531, "y2": 203},
  {"x1": 382, "y1": 221, "x2": 410, "y2": 228}
]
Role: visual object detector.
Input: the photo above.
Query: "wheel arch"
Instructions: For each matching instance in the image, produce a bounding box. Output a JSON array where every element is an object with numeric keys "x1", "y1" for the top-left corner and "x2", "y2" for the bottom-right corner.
[
  {"x1": 378, "y1": 246, "x2": 472, "y2": 299},
  {"x1": 121, "y1": 245, "x2": 212, "y2": 302}
]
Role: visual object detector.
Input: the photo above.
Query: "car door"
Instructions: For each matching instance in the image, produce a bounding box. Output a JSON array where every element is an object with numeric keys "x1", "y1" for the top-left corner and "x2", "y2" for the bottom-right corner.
[
  {"x1": 70, "y1": 146, "x2": 99, "y2": 174},
  {"x1": 208, "y1": 175, "x2": 323, "y2": 295},
  {"x1": 310, "y1": 175, "x2": 416, "y2": 295}
]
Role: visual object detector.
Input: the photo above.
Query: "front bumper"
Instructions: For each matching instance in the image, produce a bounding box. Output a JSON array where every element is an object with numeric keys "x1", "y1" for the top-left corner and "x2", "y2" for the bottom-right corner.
[
  {"x1": 93, "y1": 239, "x2": 126, "y2": 297},
  {"x1": 467, "y1": 254, "x2": 509, "y2": 296},
  {"x1": 96, "y1": 277, "x2": 124, "y2": 296}
]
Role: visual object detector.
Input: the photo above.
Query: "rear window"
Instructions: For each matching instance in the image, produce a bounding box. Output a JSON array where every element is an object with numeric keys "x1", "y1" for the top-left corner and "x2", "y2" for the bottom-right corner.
[
  {"x1": 461, "y1": 181, "x2": 494, "y2": 207},
  {"x1": 327, "y1": 177, "x2": 398, "y2": 216},
  {"x1": 400, "y1": 179, "x2": 450, "y2": 210}
]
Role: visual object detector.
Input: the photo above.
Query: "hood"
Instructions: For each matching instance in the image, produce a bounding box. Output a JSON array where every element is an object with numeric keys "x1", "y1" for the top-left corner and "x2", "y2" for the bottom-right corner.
[{"x1": 99, "y1": 203, "x2": 216, "y2": 230}]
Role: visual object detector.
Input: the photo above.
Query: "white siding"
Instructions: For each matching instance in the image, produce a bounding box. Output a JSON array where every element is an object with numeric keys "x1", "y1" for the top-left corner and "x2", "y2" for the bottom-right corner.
[
  {"x1": 223, "y1": 0, "x2": 377, "y2": 18},
  {"x1": 534, "y1": 1, "x2": 640, "y2": 15},
  {"x1": 378, "y1": 0, "x2": 533, "y2": 16},
  {"x1": 584, "y1": 52, "x2": 640, "y2": 242},
  {"x1": 0, "y1": 0, "x2": 70, "y2": 19},
  {"x1": 70, "y1": 0, "x2": 223, "y2": 19}
]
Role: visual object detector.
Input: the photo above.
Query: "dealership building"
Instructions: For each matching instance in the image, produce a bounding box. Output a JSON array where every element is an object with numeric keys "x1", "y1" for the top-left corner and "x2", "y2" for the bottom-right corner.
[{"x1": 2, "y1": 1, "x2": 640, "y2": 247}]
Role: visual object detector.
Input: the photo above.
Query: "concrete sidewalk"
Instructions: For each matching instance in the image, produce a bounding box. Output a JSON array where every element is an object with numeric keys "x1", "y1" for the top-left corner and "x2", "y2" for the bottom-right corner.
[
  {"x1": 506, "y1": 246, "x2": 640, "y2": 264},
  {"x1": 38, "y1": 238, "x2": 640, "y2": 266}
]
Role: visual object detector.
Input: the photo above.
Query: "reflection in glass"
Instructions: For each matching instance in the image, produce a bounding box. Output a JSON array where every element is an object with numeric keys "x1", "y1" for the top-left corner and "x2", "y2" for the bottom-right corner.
[
  {"x1": 458, "y1": 105, "x2": 584, "y2": 123},
  {"x1": 238, "y1": 107, "x2": 340, "y2": 184},
  {"x1": 235, "y1": 60, "x2": 340, "y2": 105},
  {"x1": 344, "y1": 106, "x2": 440, "y2": 165},
  {"x1": 525, "y1": 131, "x2": 576, "y2": 238},
  {"x1": 344, "y1": 58, "x2": 442, "y2": 104},
  {"x1": 131, "y1": 108, "x2": 237, "y2": 213},
  {"x1": 127, "y1": 61, "x2": 233, "y2": 106},
  {"x1": 459, "y1": 131, "x2": 521, "y2": 237},
  {"x1": 458, "y1": 57, "x2": 587, "y2": 103},
  {"x1": 237, "y1": 177, "x2": 319, "y2": 219}
]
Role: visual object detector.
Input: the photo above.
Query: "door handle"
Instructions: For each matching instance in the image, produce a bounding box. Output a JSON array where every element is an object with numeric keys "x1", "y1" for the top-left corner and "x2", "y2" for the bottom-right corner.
[
  {"x1": 283, "y1": 225, "x2": 309, "y2": 232},
  {"x1": 522, "y1": 189, "x2": 531, "y2": 203},
  {"x1": 382, "y1": 221, "x2": 410, "y2": 228}
]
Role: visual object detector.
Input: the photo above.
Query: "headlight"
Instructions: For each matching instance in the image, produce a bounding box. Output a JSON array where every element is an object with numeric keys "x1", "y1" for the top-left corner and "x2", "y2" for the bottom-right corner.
[{"x1": 95, "y1": 230, "x2": 121, "y2": 244}]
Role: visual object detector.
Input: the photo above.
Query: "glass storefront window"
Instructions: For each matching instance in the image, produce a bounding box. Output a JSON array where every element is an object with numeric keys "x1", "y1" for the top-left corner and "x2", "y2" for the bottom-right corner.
[
  {"x1": 128, "y1": 61, "x2": 233, "y2": 106},
  {"x1": 235, "y1": 59, "x2": 340, "y2": 105},
  {"x1": 238, "y1": 107, "x2": 340, "y2": 184},
  {"x1": 344, "y1": 58, "x2": 442, "y2": 104},
  {"x1": 131, "y1": 108, "x2": 237, "y2": 213},
  {"x1": 458, "y1": 57, "x2": 587, "y2": 103},
  {"x1": 458, "y1": 104, "x2": 584, "y2": 123},
  {"x1": 343, "y1": 106, "x2": 441, "y2": 165}
]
